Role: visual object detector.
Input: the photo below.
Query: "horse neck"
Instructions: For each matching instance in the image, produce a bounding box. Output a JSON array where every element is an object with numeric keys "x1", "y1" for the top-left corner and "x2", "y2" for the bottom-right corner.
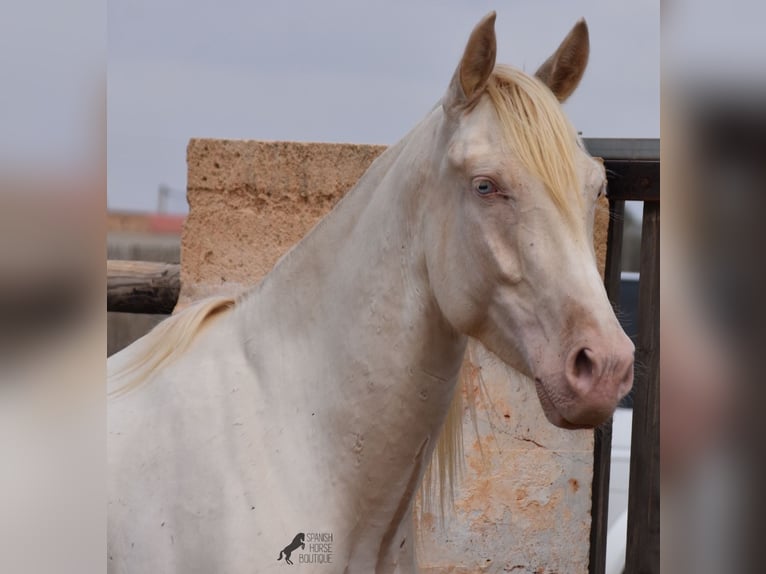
[{"x1": 238, "y1": 107, "x2": 466, "y2": 407}]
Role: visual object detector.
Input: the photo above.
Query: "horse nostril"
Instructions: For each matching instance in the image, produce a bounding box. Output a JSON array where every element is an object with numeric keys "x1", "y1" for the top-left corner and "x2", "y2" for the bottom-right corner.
[{"x1": 573, "y1": 348, "x2": 595, "y2": 381}]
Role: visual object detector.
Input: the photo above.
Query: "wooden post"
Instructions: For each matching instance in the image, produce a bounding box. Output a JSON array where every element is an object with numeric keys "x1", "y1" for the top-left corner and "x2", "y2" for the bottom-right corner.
[
  {"x1": 107, "y1": 260, "x2": 180, "y2": 314},
  {"x1": 624, "y1": 202, "x2": 660, "y2": 574}
]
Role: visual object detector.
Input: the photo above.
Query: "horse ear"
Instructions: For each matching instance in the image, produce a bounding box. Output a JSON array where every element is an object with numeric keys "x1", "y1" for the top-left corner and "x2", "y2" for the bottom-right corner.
[
  {"x1": 535, "y1": 19, "x2": 589, "y2": 103},
  {"x1": 444, "y1": 12, "x2": 497, "y2": 115}
]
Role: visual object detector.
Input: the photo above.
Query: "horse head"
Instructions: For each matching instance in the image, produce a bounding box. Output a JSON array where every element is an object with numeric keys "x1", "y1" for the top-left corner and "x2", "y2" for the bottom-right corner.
[{"x1": 422, "y1": 13, "x2": 634, "y2": 429}]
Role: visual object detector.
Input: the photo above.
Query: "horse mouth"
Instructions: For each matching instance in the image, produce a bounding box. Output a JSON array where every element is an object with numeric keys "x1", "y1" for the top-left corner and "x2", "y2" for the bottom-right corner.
[{"x1": 534, "y1": 378, "x2": 594, "y2": 430}]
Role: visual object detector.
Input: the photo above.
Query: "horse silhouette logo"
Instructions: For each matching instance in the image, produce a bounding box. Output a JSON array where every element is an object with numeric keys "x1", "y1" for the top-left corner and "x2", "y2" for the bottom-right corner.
[{"x1": 277, "y1": 532, "x2": 305, "y2": 565}]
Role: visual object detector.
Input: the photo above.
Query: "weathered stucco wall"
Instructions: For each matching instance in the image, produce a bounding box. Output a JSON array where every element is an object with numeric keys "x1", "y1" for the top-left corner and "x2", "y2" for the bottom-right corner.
[{"x1": 182, "y1": 138, "x2": 611, "y2": 573}]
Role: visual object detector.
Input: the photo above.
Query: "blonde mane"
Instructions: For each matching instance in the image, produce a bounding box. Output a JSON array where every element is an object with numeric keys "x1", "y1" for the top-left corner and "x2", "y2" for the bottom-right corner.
[
  {"x1": 487, "y1": 65, "x2": 583, "y2": 221},
  {"x1": 418, "y1": 344, "x2": 483, "y2": 521},
  {"x1": 108, "y1": 296, "x2": 236, "y2": 398}
]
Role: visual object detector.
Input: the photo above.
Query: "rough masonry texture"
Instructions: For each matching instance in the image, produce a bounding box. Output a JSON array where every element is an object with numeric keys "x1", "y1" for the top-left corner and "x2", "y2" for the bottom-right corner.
[
  {"x1": 183, "y1": 138, "x2": 611, "y2": 573},
  {"x1": 182, "y1": 139, "x2": 387, "y2": 303}
]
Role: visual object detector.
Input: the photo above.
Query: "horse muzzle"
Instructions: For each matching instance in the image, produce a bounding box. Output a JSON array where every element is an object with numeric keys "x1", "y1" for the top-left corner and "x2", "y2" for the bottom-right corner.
[{"x1": 534, "y1": 332, "x2": 635, "y2": 429}]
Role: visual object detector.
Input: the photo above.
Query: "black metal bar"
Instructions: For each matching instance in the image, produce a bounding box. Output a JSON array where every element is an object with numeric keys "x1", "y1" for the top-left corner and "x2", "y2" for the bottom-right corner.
[
  {"x1": 624, "y1": 202, "x2": 660, "y2": 574},
  {"x1": 603, "y1": 160, "x2": 660, "y2": 203},
  {"x1": 589, "y1": 198, "x2": 626, "y2": 574}
]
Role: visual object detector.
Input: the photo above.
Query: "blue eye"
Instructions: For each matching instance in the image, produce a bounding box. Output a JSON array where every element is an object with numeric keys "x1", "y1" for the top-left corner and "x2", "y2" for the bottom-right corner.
[{"x1": 473, "y1": 178, "x2": 497, "y2": 196}]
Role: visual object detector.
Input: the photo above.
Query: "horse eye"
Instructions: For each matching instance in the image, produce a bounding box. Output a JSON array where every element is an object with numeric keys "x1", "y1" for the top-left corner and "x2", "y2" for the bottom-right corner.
[{"x1": 473, "y1": 179, "x2": 496, "y2": 196}]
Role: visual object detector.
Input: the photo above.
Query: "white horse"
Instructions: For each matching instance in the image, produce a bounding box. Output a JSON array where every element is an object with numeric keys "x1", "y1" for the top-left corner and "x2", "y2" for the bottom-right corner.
[{"x1": 108, "y1": 13, "x2": 634, "y2": 573}]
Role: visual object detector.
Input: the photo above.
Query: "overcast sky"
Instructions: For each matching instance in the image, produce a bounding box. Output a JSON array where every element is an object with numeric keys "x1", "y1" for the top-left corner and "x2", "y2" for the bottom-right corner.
[{"x1": 108, "y1": 1, "x2": 659, "y2": 213}]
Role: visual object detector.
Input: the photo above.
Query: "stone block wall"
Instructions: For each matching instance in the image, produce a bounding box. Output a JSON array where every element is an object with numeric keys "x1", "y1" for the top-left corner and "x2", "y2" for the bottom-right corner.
[
  {"x1": 181, "y1": 140, "x2": 387, "y2": 304},
  {"x1": 182, "y1": 138, "x2": 611, "y2": 572}
]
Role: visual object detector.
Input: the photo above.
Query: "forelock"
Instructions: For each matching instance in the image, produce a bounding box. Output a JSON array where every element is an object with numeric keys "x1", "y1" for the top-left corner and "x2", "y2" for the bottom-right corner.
[{"x1": 485, "y1": 65, "x2": 584, "y2": 222}]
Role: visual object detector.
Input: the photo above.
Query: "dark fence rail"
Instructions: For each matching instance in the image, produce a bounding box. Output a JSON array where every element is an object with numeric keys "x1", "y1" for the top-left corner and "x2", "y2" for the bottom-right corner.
[{"x1": 586, "y1": 138, "x2": 660, "y2": 574}]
